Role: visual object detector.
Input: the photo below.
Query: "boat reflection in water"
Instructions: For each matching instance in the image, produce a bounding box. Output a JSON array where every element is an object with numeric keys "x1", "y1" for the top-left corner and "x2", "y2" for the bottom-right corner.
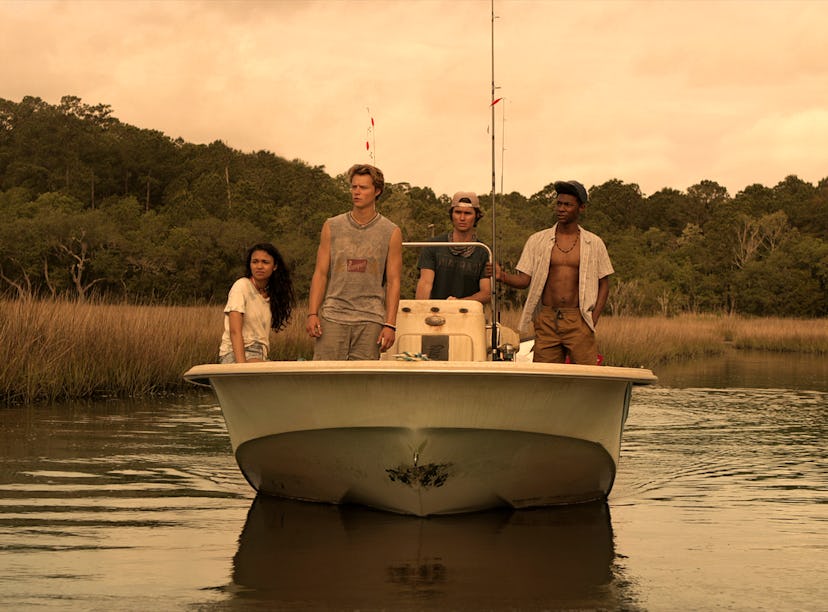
[{"x1": 230, "y1": 495, "x2": 629, "y2": 609}]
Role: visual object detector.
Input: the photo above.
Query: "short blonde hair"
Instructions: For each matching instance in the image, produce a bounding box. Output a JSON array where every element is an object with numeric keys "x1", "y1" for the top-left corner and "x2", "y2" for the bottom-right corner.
[{"x1": 347, "y1": 164, "x2": 385, "y2": 199}]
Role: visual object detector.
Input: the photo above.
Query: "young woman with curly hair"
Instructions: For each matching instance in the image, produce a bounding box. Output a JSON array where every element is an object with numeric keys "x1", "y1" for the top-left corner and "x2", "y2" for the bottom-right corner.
[{"x1": 219, "y1": 243, "x2": 295, "y2": 363}]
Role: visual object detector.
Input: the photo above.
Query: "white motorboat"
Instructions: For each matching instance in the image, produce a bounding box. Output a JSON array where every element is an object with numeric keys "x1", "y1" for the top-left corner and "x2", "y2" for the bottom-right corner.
[
  {"x1": 184, "y1": 6, "x2": 657, "y2": 516},
  {"x1": 184, "y1": 297, "x2": 656, "y2": 516}
]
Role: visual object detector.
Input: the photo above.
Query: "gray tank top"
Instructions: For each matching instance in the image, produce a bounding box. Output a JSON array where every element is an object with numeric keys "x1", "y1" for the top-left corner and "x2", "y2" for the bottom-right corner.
[{"x1": 321, "y1": 212, "x2": 398, "y2": 325}]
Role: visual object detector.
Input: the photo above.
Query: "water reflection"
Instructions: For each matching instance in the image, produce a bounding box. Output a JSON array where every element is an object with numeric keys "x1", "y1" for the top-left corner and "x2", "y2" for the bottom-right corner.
[
  {"x1": 2, "y1": 376, "x2": 824, "y2": 609},
  {"x1": 230, "y1": 496, "x2": 633, "y2": 610},
  {"x1": 655, "y1": 349, "x2": 828, "y2": 392},
  {"x1": 0, "y1": 398, "x2": 250, "y2": 610}
]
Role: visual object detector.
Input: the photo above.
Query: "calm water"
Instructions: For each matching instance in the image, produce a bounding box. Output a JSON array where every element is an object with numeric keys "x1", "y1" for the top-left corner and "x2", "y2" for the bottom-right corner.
[{"x1": 0, "y1": 352, "x2": 825, "y2": 610}]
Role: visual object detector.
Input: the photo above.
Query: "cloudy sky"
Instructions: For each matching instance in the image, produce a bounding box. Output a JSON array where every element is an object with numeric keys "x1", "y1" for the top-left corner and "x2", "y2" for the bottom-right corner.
[{"x1": 2, "y1": 0, "x2": 827, "y2": 199}]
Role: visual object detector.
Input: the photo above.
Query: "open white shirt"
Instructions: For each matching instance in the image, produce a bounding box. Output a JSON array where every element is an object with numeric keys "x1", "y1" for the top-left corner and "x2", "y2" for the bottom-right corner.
[{"x1": 515, "y1": 224, "x2": 614, "y2": 333}]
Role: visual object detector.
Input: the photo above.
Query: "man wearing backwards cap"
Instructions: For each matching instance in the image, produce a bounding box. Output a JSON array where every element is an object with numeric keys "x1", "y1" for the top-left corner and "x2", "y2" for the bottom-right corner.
[
  {"x1": 415, "y1": 191, "x2": 491, "y2": 303},
  {"x1": 489, "y1": 180, "x2": 613, "y2": 364}
]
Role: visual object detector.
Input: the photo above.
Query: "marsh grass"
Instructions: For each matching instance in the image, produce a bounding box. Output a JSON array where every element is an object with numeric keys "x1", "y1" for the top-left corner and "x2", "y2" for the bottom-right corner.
[
  {"x1": 1, "y1": 299, "x2": 825, "y2": 403},
  {"x1": 1, "y1": 299, "x2": 223, "y2": 403},
  {"x1": 599, "y1": 315, "x2": 726, "y2": 367},
  {"x1": 726, "y1": 317, "x2": 828, "y2": 353}
]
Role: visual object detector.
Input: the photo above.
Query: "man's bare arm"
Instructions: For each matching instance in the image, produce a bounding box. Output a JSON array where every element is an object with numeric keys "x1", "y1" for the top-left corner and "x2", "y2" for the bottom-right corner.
[
  {"x1": 484, "y1": 262, "x2": 531, "y2": 289},
  {"x1": 415, "y1": 268, "x2": 435, "y2": 300},
  {"x1": 464, "y1": 276, "x2": 491, "y2": 304},
  {"x1": 306, "y1": 221, "x2": 331, "y2": 337},
  {"x1": 378, "y1": 227, "x2": 403, "y2": 352}
]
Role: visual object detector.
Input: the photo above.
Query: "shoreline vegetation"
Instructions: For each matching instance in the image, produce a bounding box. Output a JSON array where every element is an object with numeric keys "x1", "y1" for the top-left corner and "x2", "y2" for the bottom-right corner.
[{"x1": 2, "y1": 299, "x2": 826, "y2": 405}]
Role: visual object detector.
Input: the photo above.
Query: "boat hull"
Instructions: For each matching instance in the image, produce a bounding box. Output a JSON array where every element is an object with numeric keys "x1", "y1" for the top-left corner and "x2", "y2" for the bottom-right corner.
[
  {"x1": 238, "y1": 427, "x2": 614, "y2": 515},
  {"x1": 185, "y1": 361, "x2": 656, "y2": 516}
]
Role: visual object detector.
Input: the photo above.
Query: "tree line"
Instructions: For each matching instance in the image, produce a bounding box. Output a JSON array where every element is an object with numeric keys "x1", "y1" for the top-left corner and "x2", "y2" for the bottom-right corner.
[{"x1": 1, "y1": 95, "x2": 826, "y2": 317}]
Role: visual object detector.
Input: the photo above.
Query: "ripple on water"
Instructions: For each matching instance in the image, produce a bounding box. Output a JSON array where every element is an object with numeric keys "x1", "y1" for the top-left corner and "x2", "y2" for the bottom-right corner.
[{"x1": 615, "y1": 386, "x2": 827, "y2": 512}]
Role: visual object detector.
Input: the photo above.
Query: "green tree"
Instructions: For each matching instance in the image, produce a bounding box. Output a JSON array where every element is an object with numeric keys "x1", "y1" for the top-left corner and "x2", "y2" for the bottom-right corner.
[
  {"x1": 686, "y1": 180, "x2": 730, "y2": 232},
  {"x1": 38, "y1": 205, "x2": 124, "y2": 301},
  {"x1": 645, "y1": 188, "x2": 688, "y2": 235},
  {"x1": 588, "y1": 179, "x2": 645, "y2": 234}
]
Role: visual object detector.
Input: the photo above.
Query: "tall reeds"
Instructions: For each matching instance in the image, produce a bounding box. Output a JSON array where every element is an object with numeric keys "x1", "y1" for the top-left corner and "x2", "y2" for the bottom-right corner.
[
  {"x1": 1, "y1": 299, "x2": 221, "y2": 403},
  {"x1": 725, "y1": 317, "x2": 828, "y2": 353},
  {"x1": 1, "y1": 299, "x2": 825, "y2": 404},
  {"x1": 599, "y1": 315, "x2": 726, "y2": 367}
]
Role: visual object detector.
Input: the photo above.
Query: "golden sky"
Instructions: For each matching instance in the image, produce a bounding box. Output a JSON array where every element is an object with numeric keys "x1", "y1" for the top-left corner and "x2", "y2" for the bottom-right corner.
[{"x1": 2, "y1": 0, "x2": 827, "y2": 198}]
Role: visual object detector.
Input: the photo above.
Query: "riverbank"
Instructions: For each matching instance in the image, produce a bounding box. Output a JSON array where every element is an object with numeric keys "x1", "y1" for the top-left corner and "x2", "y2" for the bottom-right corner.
[{"x1": 2, "y1": 299, "x2": 826, "y2": 403}]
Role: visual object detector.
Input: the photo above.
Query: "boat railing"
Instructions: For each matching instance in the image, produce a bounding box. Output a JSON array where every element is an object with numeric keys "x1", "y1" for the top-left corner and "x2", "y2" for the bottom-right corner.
[
  {"x1": 401, "y1": 241, "x2": 517, "y2": 360},
  {"x1": 402, "y1": 241, "x2": 493, "y2": 262}
]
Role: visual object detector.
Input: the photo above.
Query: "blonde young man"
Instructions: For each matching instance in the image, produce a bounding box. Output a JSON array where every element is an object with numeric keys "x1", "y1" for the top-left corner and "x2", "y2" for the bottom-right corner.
[
  {"x1": 306, "y1": 164, "x2": 403, "y2": 360},
  {"x1": 491, "y1": 180, "x2": 613, "y2": 364},
  {"x1": 415, "y1": 191, "x2": 491, "y2": 304}
]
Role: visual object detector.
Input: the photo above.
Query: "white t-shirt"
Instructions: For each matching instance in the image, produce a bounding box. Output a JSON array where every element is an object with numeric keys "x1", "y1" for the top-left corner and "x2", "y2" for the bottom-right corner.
[{"x1": 218, "y1": 278, "x2": 272, "y2": 358}]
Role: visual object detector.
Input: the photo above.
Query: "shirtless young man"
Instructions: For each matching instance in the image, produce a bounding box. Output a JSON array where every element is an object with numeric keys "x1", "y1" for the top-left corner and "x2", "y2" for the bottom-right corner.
[
  {"x1": 305, "y1": 164, "x2": 403, "y2": 360},
  {"x1": 490, "y1": 180, "x2": 613, "y2": 364}
]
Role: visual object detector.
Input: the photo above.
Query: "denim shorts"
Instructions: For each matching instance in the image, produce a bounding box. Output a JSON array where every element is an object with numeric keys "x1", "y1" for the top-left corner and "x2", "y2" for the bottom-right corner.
[{"x1": 219, "y1": 344, "x2": 267, "y2": 364}]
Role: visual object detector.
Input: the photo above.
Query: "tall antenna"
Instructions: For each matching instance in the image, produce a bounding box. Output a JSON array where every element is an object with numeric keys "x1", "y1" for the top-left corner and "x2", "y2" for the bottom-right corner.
[
  {"x1": 490, "y1": 0, "x2": 497, "y2": 251},
  {"x1": 489, "y1": 0, "x2": 500, "y2": 357}
]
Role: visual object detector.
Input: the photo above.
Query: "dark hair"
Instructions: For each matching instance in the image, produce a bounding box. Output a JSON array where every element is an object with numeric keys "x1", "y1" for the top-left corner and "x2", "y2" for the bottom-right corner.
[
  {"x1": 448, "y1": 202, "x2": 484, "y2": 227},
  {"x1": 245, "y1": 243, "x2": 295, "y2": 331}
]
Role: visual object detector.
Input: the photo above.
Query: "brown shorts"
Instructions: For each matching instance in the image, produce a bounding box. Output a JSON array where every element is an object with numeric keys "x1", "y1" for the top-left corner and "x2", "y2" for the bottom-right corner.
[
  {"x1": 533, "y1": 306, "x2": 598, "y2": 365},
  {"x1": 313, "y1": 318, "x2": 383, "y2": 361}
]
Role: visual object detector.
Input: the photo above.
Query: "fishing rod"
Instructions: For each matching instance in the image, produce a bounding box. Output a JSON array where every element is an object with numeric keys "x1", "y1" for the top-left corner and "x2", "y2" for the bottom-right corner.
[{"x1": 489, "y1": 0, "x2": 501, "y2": 359}]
